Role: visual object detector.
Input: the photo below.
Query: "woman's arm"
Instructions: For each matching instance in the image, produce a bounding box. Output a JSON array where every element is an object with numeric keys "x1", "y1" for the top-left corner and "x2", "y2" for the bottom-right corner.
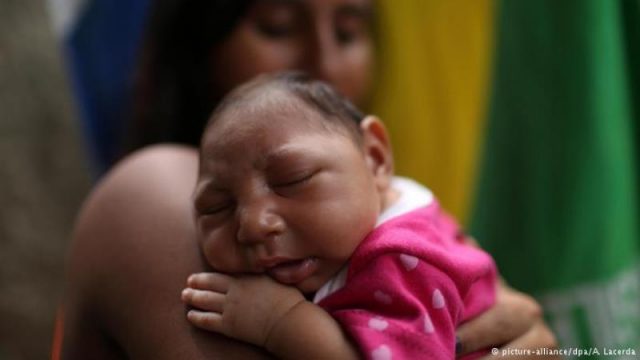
[
  {"x1": 456, "y1": 283, "x2": 558, "y2": 359},
  {"x1": 61, "y1": 145, "x2": 271, "y2": 359},
  {"x1": 456, "y1": 237, "x2": 558, "y2": 359}
]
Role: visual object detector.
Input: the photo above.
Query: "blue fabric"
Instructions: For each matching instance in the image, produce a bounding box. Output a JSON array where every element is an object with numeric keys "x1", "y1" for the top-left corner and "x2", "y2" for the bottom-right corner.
[{"x1": 64, "y1": 0, "x2": 150, "y2": 173}]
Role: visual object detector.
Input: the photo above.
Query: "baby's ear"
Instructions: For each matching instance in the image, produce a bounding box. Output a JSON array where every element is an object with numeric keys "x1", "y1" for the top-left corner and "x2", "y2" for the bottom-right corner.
[{"x1": 360, "y1": 115, "x2": 394, "y2": 192}]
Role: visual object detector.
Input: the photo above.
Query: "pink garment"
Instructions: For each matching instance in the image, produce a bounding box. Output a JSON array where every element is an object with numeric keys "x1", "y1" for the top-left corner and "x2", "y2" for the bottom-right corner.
[{"x1": 317, "y1": 203, "x2": 497, "y2": 360}]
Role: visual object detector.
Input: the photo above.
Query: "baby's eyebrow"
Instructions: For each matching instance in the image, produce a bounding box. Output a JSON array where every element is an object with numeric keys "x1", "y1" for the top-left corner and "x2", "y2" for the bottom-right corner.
[
  {"x1": 265, "y1": 146, "x2": 302, "y2": 161},
  {"x1": 263, "y1": 143, "x2": 312, "y2": 161},
  {"x1": 192, "y1": 180, "x2": 210, "y2": 201},
  {"x1": 261, "y1": 144, "x2": 315, "y2": 171},
  {"x1": 192, "y1": 178, "x2": 223, "y2": 199}
]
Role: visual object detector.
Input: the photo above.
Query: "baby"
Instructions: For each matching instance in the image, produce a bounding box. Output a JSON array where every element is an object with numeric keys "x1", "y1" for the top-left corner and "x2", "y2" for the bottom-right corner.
[{"x1": 182, "y1": 72, "x2": 497, "y2": 359}]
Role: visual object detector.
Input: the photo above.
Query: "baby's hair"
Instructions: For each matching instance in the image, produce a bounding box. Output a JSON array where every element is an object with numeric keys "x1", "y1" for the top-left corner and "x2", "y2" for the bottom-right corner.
[{"x1": 202, "y1": 71, "x2": 366, "y2": 143}]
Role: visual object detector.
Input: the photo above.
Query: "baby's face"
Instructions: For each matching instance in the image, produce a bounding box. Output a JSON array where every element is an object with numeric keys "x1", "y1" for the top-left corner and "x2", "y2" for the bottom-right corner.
[{"x1": 193, "y1": 99, "x2": 382, "y2": 293}]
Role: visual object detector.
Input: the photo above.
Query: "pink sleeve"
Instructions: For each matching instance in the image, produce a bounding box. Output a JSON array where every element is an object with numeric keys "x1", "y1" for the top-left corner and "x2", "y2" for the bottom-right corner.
[{"x1": 319, "y1": 253, "x2": 463, "y2": 360}]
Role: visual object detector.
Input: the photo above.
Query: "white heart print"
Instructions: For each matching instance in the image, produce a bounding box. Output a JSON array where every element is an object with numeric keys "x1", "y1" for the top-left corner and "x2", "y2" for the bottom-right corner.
[
  {"x1": 423, "y1": 313, "x2": 435, "y2": 333},
  {"x1": 432, "y1": 289, "x2": 445, "y2": 309},
  {"x1": 371, "y1": 344, "x2": 392, "y2": 360},
  {"x1": 374, "y1": 290, "x2": 392, "y2": 304},
  {"x1": 399, "y1": 254, "x2": 419, "y2": 271},
  {"x1": 368, "y1": 317, "x2": 389, "y2": 331}
]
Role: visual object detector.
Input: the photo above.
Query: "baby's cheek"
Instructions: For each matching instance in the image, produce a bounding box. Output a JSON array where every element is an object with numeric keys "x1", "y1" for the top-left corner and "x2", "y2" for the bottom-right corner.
[
  {"x1": 333, "y1": 212, "x2": 378, "y2": 258},
  {"x1": 319, "y1": 216, "x2": 372, "y2": 261},
  {"x1": 200, "y1": 231, "x2": 242, "y2": 272}
]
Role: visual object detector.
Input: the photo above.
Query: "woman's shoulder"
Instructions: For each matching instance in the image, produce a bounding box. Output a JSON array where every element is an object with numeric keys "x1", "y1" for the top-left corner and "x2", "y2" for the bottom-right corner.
[
  {"x1": 97, "y1": 144, "x2": 199, "y2": 198},
  {"x1": 73, "y1": 144, "x2": 199, "y2": 243},
  {"x1": 70, "y1": 144, "x2": 201, "y2": 281},
  {"x1": 69, "y1": 143, "x2": 199, "y2": 262},
  {"x1": 76, "y1": 145, "x2": 195, "y2": 221},
  {"x1": 63, "y1": 144, "x2": 204, "y2": 356},
  {"x1": 117, "y1": 143, "x2": 198, "y2": 172}
]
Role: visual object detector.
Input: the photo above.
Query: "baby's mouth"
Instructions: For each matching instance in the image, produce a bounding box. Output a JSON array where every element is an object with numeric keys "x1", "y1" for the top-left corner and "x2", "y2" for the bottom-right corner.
[{"x1": 267, "y1": 257, "x2": 318, "y2": 285}]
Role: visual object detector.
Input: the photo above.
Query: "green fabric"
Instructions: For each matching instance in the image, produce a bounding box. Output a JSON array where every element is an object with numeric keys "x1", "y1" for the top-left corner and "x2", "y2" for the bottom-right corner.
[{"x1": 471, "y1": 0, "x2": 640, "y2": 351}]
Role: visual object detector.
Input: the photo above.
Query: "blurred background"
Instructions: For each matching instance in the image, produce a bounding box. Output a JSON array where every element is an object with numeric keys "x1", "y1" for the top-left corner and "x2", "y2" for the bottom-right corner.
[
  {"x1": 0, "y1": 0, "x2": 90, "y2": 359},
  {"x1": 1, "y1": 0, "x2": 638, "y2": 358}
]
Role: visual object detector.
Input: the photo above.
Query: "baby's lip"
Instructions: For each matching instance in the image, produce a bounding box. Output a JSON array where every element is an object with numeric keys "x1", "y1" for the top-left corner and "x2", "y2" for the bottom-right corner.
[
  {"x1": 264, "y1": 257, "x2": 318, "y2": 285},
  {"x1": 256, "y1": 256, "x2": 292, "y2": 269}
]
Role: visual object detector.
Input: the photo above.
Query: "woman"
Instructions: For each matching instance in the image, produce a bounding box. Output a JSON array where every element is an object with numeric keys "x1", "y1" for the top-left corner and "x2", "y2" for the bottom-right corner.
[{"x1": 60, "y1": 0, "x2": 556, "y2": 358}]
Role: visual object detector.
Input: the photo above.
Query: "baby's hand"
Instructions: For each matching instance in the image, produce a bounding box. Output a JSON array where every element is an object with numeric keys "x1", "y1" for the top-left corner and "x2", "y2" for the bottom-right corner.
[{"x1": 181, "y1": 272, "x2": 305, "y2": 347}]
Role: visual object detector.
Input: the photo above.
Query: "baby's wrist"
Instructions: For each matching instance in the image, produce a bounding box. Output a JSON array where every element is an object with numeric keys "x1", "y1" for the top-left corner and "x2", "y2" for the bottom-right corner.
[{"x1": 264, "y1": 299, "x2": 309, "y2": 353}]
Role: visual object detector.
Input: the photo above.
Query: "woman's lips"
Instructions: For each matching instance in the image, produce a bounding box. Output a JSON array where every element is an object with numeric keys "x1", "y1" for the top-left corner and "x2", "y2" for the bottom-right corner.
[{"x1": 267, "y1": 257, "x2": 318, "y2": 285}]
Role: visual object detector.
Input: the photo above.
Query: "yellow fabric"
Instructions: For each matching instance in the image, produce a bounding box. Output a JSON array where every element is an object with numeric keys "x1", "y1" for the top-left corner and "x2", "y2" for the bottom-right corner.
[{"x1": 371, "y1": 0, "x2": 495, "y2": 223}]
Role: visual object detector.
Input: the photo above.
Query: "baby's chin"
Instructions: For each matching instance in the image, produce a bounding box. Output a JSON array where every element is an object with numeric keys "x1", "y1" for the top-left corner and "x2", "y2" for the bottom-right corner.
[{"x1": 294, "y1": 275, "x2": 330, "y2": 297}]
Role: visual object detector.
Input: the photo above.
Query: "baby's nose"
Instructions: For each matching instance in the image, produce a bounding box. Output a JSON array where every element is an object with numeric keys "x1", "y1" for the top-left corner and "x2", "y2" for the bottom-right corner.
[{"x1": 236, "y1": 204, "x2": 285, "y2": 246}]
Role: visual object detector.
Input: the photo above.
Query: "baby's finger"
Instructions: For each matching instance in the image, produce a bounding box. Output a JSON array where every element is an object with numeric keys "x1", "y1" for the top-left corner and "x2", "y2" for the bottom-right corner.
[
  {"x1": 181, "y1": 288, "x2": 225, "y2": 312},
  {"x1": 187, "y1": 309, "x2": 223, "y2": 333},
  {"x1": 187, "y1": 272, "x2": 230, "y2": 292}
]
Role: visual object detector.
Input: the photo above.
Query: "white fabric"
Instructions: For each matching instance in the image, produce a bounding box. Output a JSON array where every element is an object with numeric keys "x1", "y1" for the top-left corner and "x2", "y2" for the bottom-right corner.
[
  {"x1": 375, "y1": 177, "x2": 434, "y2": 226},
  {"x1": 313, "y1": 176, "x2": 434, "y2": 303}
]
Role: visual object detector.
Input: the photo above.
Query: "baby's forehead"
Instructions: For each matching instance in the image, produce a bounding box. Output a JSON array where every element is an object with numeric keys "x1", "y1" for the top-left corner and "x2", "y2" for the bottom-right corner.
[
  {"x1": 205, "y1": 88, "x2": 348, "y2": 141},
  {"x1": 237, "y1": 87, "x2": 317, "y2": 121}
]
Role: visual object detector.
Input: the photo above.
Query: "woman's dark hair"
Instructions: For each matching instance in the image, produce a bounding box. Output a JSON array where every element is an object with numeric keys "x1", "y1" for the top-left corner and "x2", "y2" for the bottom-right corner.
[{"x1": 122, "y1": 0, "x2": 255, "y2": 160}]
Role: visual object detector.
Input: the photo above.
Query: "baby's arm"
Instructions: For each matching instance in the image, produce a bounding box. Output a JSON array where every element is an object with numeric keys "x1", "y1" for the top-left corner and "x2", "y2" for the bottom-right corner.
[{"x1": 182, "y1": 273, "x2": 359, "y2": 360}]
